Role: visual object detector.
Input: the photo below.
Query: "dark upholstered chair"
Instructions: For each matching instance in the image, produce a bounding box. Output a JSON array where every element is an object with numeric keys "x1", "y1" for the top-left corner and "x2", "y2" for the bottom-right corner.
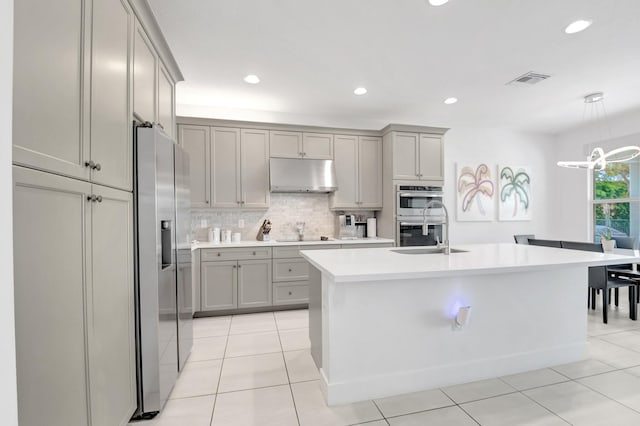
[
  {"x1": 514, "y1": 234, "x2": 535, "y2": 244},
  {"x1": 561, "y1": 240, "x2": 637, "y2": 323},
  {"x1": 608, "y1": 236, "x2": 639, "y2": 303},
  {"x1": 612, "y1": 236, "x2": 637, "y2": 250},
  {"x1": 527, "y1": 238, "x2": 562, "y2": 248}
]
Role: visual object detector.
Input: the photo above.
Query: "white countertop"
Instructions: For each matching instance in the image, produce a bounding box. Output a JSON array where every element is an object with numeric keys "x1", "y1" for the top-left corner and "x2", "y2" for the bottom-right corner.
[
  {"x1": 300, "y1": 243, "x2": 640, "y2": 282},
  {"x1": 191, "y1": 237, "x2": 395, "y2": 250}
]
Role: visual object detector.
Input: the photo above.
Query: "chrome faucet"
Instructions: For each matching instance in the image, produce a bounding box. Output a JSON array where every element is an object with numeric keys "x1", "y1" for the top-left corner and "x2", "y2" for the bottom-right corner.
[{"x1": 423, "y1": 200, "x2": 450, "y2": 255}]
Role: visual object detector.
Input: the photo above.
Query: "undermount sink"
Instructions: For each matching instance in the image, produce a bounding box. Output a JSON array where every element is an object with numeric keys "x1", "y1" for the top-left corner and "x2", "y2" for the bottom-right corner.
[{"x1": 391, "y1": 248, "x2": 468, "y2": 255}]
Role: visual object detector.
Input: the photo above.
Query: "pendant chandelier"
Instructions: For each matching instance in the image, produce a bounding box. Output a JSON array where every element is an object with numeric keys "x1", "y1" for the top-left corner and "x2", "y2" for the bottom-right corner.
[{"x1": 557, "y1": 92, "x2": 640, "y2": 170}]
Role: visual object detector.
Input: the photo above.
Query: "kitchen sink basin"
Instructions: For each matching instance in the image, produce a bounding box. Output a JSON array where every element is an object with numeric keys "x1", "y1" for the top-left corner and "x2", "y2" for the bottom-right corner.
[{"x1": 391, "y1": 248, "x2": 468, "y2": 255}]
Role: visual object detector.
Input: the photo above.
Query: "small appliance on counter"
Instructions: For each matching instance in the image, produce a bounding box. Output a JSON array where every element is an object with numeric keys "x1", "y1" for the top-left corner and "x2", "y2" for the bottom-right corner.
[
  {"x1": 256, "y1": 219, "x2": 272, "y2": 241},
  {"x1": 337, "y1": 214, "x2": 357, "y2": 239}
]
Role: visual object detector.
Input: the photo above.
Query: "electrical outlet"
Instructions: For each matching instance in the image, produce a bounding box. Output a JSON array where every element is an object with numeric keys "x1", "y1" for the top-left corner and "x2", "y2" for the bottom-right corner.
[{"x1": 238, "y1": 219, "x2": 245, "y2": 229}]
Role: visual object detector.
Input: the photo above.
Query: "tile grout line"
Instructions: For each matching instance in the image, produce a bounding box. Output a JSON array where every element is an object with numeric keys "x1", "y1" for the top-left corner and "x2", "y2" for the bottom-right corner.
[
  {"x1": 208, "y1": 314, "x2": 232, "y2": 425},
  {"x1": 274, "y1": 312, "x2": 303, "y2": 426},
  {"x1": 518, "y1": 389, "x2": 573, "y2": 425}
]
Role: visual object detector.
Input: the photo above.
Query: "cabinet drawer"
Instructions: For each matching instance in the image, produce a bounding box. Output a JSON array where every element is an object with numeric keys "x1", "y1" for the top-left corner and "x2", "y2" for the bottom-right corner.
[
  {"x1": 273, "y1": 244, "x2": 341, "y2": 259},
  {"x1": 274, "y1": 282, "x2": 309, "y2": 305},
  {"x1": 273, "y1": 258, "x2": 309, "y2": 282},
  {"x1": 201, "y1": 247, "x2": 271, "y2": 261}
]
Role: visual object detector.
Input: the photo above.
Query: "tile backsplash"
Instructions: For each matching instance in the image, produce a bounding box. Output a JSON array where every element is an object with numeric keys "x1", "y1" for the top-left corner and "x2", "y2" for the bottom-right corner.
[{"x1": 191, "y1": 193, "x2": 373, "y2": 242}]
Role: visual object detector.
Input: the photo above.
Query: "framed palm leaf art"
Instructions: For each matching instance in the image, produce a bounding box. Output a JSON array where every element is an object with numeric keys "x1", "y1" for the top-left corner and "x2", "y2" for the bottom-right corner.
[
  {"x1": 498, "y1": 165, "x2": 532, "y2": 221},
  {"x1": 456, "y1": 163, "x2": 495, "y2": 221}
]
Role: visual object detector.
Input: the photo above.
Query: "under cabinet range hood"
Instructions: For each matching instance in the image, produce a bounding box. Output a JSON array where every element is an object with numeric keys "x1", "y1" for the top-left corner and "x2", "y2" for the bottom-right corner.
[{"x1": 270, "y1": 158, "x2": 337, "y2": 192}]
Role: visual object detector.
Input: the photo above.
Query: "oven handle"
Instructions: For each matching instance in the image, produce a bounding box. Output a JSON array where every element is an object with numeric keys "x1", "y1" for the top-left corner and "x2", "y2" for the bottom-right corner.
[
  {"x1": 399, "y1": 221, "x2": 445, "y2": 226},
  {"x1": 399, "y1": 192, "x2": 444, "y2": 198}
]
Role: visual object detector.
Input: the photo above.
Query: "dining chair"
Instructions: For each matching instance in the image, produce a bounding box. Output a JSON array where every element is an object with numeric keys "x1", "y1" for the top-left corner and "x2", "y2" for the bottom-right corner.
[
  {"x1": 514, "y1": 234, "x2": 535, "y2": 244},
  {"x1": 527, "y1": 238, "x2": 562, "y2": 248},
  {"x1": 608, "y1": 236, "x2": 639, "y2": 303},
  {"x1": 561, "y1": 240, "x2": 637, "y2": 323}
]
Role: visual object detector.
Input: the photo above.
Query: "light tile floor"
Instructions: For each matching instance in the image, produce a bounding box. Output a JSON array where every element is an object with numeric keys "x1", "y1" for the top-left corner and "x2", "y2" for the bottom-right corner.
[{"x1": 133, "y1": 291, "x2": 640, "y2": 425}]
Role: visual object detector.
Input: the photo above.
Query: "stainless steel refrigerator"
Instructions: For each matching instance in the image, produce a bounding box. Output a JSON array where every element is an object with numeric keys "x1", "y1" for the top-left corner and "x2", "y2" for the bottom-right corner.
[{"x1": 133, "y1": 123, "x2": 193, "y2": 418}]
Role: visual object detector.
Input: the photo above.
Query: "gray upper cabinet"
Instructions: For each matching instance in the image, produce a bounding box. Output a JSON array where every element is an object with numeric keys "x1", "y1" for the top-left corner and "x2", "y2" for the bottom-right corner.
[
  {"x1": 12, "y1": 0, "x2": 90, "y2": 181},
  {"x1": 391, "y1": 132, "x2": 443, "y2": 182},
  {"x1": 330, "y1": 135, "x2": 382, "y2": 210},
  {"x1": 90, "y1": 0, "x2": 133, "y2": 191},
  {"x1": 302, "y1": 133, "x2": 334, "y2": 159},
  {"x1": 418, "y1": 134, "x2": 443, "y2": 181},
  {"x1": 269, "y1": 130, "x2": 302, "y2": 158},
  {"x1": 240, "y1": 129, "x2": 270, "y2": 208},
  {"x1": 211, "y1": 127, "x2": 241, "y2": 207},
  {"x1": 133, "y1": 19, "x2": 156, "y2": 123},
  {"x1": 358, "y1": 136, "x2": 383, "y2": 208},
  {"x1": 392, "y1": 132, "x2": 420, "y2": 181},
  {"x1": 158, "y1": 61, "x2": 175, "y2": 139},
  {"x1": 179, "y1": 125, "x2": 211, "y2": 207},
  {"x1": 269, "y1": 130, "x2": 333, "y2": 159}
]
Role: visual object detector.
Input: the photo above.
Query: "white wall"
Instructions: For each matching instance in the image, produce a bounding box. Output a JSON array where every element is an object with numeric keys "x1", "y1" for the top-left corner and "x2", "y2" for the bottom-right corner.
[
  {"x1": 1, "y1": 0, "x2": 18, "y2": 424},
  {"x1": 551, "y1": 107, "x2": 640, "y2": 241},
  {"x1": 443, "y1": 127, "x2": 556, "y2": 244}
]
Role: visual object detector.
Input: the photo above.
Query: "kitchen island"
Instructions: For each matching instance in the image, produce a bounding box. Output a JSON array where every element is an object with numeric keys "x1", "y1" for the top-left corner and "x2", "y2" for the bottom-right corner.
[{"x1": 301, "y1": 243, "x2": 640, "y2": 405}]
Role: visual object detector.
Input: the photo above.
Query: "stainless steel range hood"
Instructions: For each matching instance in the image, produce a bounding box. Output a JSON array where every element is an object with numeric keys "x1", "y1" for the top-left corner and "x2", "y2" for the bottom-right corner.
[{"x1": 270, "y1": 158, "x2": 337, "y2": 193}]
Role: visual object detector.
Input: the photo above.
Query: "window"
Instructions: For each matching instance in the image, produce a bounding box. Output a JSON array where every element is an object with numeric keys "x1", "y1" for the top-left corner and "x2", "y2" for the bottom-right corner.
[{"x1": 593, "y1": 158, "x2": 640, "y2": 242}]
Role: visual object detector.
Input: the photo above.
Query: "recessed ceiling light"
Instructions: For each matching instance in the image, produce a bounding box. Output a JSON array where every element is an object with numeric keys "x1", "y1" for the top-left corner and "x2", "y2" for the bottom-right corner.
[
  {"x1": 243, "y1": 74, "x2": 260, "y2": 84},
  {"x1": 564, "y1": 19, "x2": 592, "y2": 34},
  {"x1": 444, "y1": 97, "x2": 458, "y2": 104},
  {"x1": 354, "y1": 87, "x2": 367, "y2": 95},
  {"x1": 429, "y1": 0, "x2": 449, "y2": 5}
]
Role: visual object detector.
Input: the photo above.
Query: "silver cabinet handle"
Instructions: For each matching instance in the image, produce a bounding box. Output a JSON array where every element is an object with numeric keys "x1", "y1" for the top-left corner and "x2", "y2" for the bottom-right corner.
[
  {"x1": 252, "y1": 251, "x2": 256, "y2": 255},
  {"x1": 217, "y1": 253, "x2": 221, "y2": 257},
  {"x1": 288, "y1": 268, "x2": 292, "y2": 272},
  {"x1": 87, "y1": 194, "x2": 96, "y2": 202},
  {"x1": 96, "y1": 195, "x2": 102, "y2": 203},
  {"x1": 288, "y1": 291, "x2": 293, "y2": 296},
  {"x1": 232, "y1": 265, "x2": 236, "y2": 269},
  {"x1": 86, "y1": 194, "x2": 103, "y2": 203},
  {"x1": 94, "y1": 163, "x2": 102, "y2": 171},
  {"x1": 238, "y1": 264, "x2": 242, "y2": 268}
]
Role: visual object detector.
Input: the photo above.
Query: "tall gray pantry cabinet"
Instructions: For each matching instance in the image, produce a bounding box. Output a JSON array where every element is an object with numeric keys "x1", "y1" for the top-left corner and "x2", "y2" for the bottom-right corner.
[{"x1": 11, "y1": 0, "x2": 181, "y2": 425}]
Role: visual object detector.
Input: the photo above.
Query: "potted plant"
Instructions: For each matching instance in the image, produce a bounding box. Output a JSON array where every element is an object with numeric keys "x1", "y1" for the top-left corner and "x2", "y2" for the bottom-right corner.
[{"x1": 600, "y1": 227, "x2": 616, "y2": 252}]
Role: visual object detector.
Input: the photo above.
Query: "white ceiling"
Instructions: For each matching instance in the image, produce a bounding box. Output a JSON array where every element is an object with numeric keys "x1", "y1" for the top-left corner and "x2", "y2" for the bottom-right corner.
[{"x1": 148, "y1": 0, "x2": 640, "y2": 134}]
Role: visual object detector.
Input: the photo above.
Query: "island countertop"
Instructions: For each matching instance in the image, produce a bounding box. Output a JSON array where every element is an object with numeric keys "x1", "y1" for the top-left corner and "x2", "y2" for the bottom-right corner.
[{"x1": 300, "y1": 243, "x2": 640, "y2": 282}]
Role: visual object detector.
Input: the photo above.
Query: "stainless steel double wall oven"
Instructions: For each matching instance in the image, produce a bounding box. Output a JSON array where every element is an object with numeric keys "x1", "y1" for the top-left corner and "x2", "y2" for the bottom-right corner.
[{"x1": 396, "y1": 185, "x2": 445, "y2": 246}]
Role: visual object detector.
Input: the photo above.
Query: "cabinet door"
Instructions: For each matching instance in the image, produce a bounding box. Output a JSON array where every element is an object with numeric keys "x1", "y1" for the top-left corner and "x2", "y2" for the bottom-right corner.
[
  {"x1": 158, "y1": 62, "x2": 175, "y2": 139},
  {"x1": 179, "y1": 125, "x2": 210, "y2": 207},
  {"x1": 88, "y1": 185, "x2": 135, "y2": 426},
  {"x1": 90, "y1": 0, "x2": 133, "y2": 191},
  {"x1": 303, "y1": 133, "x2": 334, "y2": 159},
  {"x1": 418, "y1": 134, "x2": 444, "y2": 181},
  {"x1": 238, "y1": 260, "x2": 272, "y2": 308},
  {"x1": 202, "y1": 261, "x2": 237, "y2": 311},
  {"x1": 358, "y1": 136, "x2": 383, "y2": 209},
  {"x1": 330, "y1": 135, "x2": 358, "y2": 209},
  {"x1": 211, "y1": 127, "x2": 241, "y2": 207},
  {"x1": 241, "y1": 129, "x2": 270, "y2": 208},
  {"x1": 13, "y1": 166, "x2": 91, "y2": 426},
  {"x1": 269, "y1": 130, "x2": 302, "y2": 158},
  {"x1": 392, "y1": 132, "x2": 419, "y2": 180},
  {"x1": 13, "y1": 0, "x2": 90, "y2": 181},
  {"x1": 133, "y1": 21, "x2": 156, "y2": 123}
]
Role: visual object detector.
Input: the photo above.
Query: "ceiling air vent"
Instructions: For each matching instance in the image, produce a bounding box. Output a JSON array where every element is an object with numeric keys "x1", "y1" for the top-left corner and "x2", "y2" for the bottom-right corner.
[{"x1": 507, "y1": 72, "x2": 552, "y2": 86}]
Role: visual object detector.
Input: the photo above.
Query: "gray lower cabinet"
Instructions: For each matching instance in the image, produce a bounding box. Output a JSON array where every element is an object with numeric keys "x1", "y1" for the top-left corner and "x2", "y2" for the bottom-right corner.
[
  {"x1": 197, "y1": 243, "x2": 393, "y2": 312},
  {"x1": 202, "y1": 261, "x2": 237, "y2": 311},
  {"x1": 200, "y1": 248, "x2": 273, "y2": 311},
  {"x1": 237, "y1": 260, "x2": 273, "y2": 308},
  {"x1": 13, "y1": 166, "x2": 135, "y2": 426}
]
